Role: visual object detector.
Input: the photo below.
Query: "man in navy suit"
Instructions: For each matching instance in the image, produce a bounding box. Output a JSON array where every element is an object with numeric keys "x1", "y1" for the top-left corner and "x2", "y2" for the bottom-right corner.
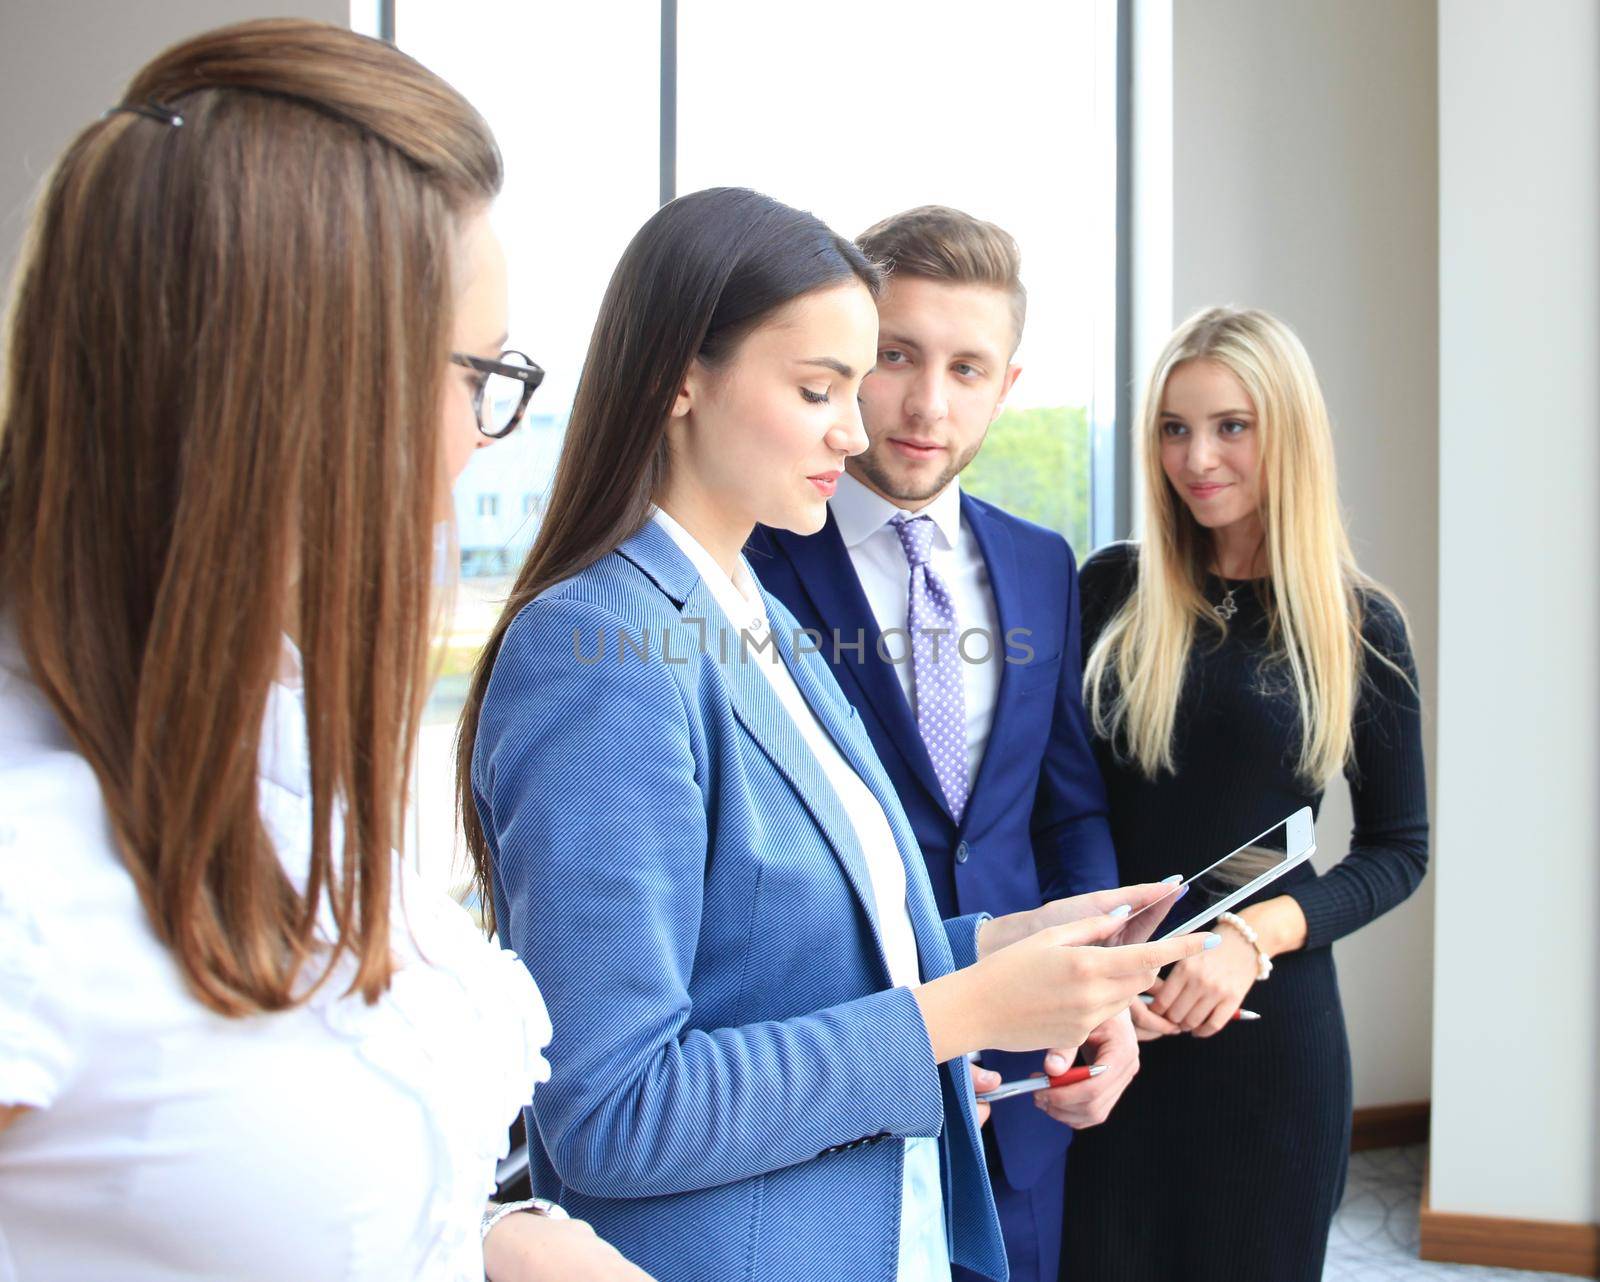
[{"x1": 748, "y1": 206, "x2": 1134, "y2": 1282}]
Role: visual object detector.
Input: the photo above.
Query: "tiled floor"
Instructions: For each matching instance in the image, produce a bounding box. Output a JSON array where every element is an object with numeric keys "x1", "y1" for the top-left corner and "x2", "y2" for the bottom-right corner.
[{"x1": 1325, "y1": 1146, "x2": 1577, "y2": 1281}]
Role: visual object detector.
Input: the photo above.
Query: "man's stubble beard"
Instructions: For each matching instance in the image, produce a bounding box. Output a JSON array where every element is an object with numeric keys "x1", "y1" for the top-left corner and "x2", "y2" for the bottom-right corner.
[{"x1": 850, "y1": 436, "x2": 986, "y2": 506}]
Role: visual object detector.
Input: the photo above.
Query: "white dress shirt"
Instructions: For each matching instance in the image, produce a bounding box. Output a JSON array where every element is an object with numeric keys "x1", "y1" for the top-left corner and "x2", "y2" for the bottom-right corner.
[
  {"x1": 651, "y1": 508, "x2": 951, "y2": 1282},
  {"x1": 0, "y1": 626, "x2": 552, "y2": 1282},
  {"x1": 829, "y1": 471, "x2": 1004, "y2": 792}
]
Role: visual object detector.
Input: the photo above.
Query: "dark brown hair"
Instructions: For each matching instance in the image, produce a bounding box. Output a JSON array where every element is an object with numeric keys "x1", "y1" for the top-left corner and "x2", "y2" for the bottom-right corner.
[
  {"x1": 0, "y1": 19, "x2": 501, "y2": 1015},
  {"x1": 455, "y1": 187, "x2": 878, "y2": 928},
  {"x1": 856, "y1": 204, "x2": 1027, "y2": 349}
]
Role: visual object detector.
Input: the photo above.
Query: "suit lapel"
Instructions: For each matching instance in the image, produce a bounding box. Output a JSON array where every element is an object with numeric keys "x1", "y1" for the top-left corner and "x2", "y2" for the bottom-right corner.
[
  {"x1": 770, "y1": 607, "x2": 956, "y2": 982},
  {"x1": 769, "y1": 516, "x2": 954, "y2": 823},
  {"x1": 620, "y1": 524, "x2": 894, "y2": 967},
  {"x1": 685, "y1": 579, "x2": 892, "y2": 973},
  {"x1": 961, "y1": 494, "x2": 1026, "y2": 813}
]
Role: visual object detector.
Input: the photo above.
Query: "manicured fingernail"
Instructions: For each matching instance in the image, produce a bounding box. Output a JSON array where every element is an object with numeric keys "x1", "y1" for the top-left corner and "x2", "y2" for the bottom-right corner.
[
  {"x1": 1138, "y1": 993, "x2": 1155, "y2": 1004},
  {"x1": 1109, "y1": 903, "x2": 1132, "y2": 919},
  {"x1": 1044, "y1": 1055, "x2": 1067, "y2": 1074},
  {"x1": 1161, "y1": 874, "x2": 1183, "y2": 885},
  {"x1": 1203, "y1": 932, "x2": 1222, "y2": 950}
]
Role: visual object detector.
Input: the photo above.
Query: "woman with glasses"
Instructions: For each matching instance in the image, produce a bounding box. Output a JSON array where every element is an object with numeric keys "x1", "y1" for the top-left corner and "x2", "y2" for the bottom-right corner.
[
  {"x1": 457, "y1": 187, "x2": 1214, "y2": 1282},
  {"x1": 455, "y1": 349, "x2": 545, "y2": 441},
  {"x1": 0, "y1": 20, "x2": 645, "y2": 1282}
]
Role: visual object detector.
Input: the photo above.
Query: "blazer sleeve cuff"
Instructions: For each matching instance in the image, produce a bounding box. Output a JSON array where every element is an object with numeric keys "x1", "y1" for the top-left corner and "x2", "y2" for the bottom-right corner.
[
  {"x1": 868, "y1": 985, "x2": 950, "y2": 1138},
  {"x1": 943, "y1": 912, "x2": 990, "y2": 970}
]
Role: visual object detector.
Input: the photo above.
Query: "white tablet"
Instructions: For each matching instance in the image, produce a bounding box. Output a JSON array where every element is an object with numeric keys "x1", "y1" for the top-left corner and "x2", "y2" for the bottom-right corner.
[{"x1": 1120, "y1": 807, "x2": 1317, "y2": 943}]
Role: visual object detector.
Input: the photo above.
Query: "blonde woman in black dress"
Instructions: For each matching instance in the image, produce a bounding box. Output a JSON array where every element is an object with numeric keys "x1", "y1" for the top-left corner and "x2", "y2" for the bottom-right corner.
[{"x1": 1061, "y1": 307, "x2": 1428, "y2": 1281}]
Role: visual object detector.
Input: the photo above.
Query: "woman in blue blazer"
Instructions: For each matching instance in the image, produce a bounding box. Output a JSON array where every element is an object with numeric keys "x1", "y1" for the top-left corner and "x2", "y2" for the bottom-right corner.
[{"x1": 457, "y1": 188, "x2": 1211, "y2": 1282}]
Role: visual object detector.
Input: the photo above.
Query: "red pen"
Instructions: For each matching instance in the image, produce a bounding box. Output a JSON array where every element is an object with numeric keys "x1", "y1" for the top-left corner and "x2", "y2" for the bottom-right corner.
[{"x1": 977, "y1": 1064, "x2": 1104, "y2": 1103}]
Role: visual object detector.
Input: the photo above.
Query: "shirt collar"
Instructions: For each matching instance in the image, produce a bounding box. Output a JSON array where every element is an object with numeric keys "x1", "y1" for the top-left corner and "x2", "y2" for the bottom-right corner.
[
  {"x1": 649, "y1": 506, "x2": 769, "y2": 633},
  {"x1": 831, "y1": 470, "x2": 963, "y2": 552}
]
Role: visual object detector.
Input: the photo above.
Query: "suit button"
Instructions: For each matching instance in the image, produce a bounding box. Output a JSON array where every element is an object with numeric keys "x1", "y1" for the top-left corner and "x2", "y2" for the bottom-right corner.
[{"x1": 955, "y1": 841, "x2": 970, "y2": 864}]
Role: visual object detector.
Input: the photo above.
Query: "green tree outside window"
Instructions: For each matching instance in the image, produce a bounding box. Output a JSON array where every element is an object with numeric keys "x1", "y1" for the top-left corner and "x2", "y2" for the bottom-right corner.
[{"x1": 961, "y1": 404, "x2": 1091, "y2": 555}]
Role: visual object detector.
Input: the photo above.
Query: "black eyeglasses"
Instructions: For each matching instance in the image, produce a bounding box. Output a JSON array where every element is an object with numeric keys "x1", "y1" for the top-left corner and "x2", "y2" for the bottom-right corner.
[{"x1": 451, "y1": 349, "x2": 544, "y2": 440}]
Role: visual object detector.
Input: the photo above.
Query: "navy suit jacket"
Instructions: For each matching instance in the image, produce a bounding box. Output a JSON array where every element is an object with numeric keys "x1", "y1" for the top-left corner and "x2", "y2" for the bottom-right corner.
[
  {"x1": 473, "y1": 521, "x2": 1009, "y2": 1281},
  {"x1": 748, "y1": 491, "x2": 1117, "y2": 1190}
]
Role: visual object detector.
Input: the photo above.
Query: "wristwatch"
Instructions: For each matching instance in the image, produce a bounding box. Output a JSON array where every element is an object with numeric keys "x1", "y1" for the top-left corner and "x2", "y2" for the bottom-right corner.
[{"x1": 481, "y1": 1197, "x2": 568, "y2": 1240}]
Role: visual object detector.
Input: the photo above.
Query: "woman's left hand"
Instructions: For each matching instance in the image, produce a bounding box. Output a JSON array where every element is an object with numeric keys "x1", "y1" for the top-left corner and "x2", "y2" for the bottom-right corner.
[
  {"x1": 1033, "y1": 1009, "x2": 1139, "y2": 1129},
  {"x1": 978, "y1": 883, "x2": 1186, "y2": 957},
  {"x1": 1128, "y1": 995, "x2": 1182, "y2": 1041},
  {"x1": 1145, "y1": 926, "x2": 1258, "y2": 1037}
]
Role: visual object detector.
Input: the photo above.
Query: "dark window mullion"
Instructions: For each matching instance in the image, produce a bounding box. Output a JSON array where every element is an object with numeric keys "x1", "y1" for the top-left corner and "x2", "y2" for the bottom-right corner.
[
  {"x1": 659, "y1": 0, "x2": 677, "y2": 206},
  {"x1": 1112, "y1": 0, "x2": 1133, "y2": 542}
]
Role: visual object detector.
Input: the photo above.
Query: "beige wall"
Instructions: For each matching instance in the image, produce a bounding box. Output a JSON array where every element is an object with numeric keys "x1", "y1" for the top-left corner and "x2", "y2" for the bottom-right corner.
[
  {"x1": 1433, "y1": 0, "x2": 1600, "y2": 1225},
  {"x1": 1156, "y1": 0, "x2": 1600, "y2": 1227},
  {"x1": 0, "y1": 0, "x2": 348, "y2": 286},
  {"x1": 1158, "y1": 0, "x2": 1440, "y2": 1108}
]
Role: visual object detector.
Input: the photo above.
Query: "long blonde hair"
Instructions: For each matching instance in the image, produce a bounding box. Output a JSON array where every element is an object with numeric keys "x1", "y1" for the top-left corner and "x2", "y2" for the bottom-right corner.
[
  {"x1": 0, "y1": 20, "x2": 500, "y2": 1015},
  {"x1": 1084, "y1": 306, "x2": 1402, "y2": 785}
]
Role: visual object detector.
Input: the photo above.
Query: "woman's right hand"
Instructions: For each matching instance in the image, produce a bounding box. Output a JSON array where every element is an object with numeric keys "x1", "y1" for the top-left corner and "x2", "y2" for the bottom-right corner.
[
  {"x1": 484, "y1": 1212, "x2": 657, "y2": 1282},
  {"x1": 915, "y1": 915, "x2": 1218, "y2": 1062},
  {"x1": 976, "y1": 882, "x2": 1187, "y2": 956}
]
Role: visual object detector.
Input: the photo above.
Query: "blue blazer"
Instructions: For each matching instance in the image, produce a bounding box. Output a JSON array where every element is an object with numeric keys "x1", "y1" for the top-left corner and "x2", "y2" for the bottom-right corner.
[
  {"x1": 747, "y1": 493, "x2": 1117, "y2": 1191},
  {"x1": 472, "y1": 521, "x2": 1010, "y2": 1282}
]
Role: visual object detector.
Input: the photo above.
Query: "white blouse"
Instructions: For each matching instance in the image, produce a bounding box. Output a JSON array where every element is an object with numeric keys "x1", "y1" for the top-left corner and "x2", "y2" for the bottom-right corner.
[
  {"x1": 0, "y1": 630, "x2": 553, "y2": 1282},
  {"x1": 652, "y1": 509, "x2": 952, "y2": 1282}
]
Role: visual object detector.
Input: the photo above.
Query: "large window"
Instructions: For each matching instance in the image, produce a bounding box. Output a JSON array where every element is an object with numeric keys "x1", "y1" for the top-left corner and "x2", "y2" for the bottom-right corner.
[
  {"x1": 377, "y1": 2, "x2": 661, "y2": 891},
  {"x1": 372, "y1": 0, "x2": 1121, "y2": 892},
  {"x1": 675, "y1": 1, "x2": 1118, "y2": 553}
]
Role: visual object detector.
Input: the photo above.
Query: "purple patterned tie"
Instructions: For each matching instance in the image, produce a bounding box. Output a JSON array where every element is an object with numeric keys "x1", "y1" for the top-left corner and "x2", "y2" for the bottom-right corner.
[{"x1": 893, "y1": 514, "x2": 968, "y2": 820}]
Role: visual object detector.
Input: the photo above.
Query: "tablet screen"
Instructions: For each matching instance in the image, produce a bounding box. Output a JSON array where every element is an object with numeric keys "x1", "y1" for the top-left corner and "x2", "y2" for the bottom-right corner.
[{"x1": 1120, "y1": 809, "x2": 1315, "y2": 942}]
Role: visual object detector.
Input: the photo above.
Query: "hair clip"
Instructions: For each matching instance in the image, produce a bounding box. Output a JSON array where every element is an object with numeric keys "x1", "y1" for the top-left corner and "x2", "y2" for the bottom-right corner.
[{"x1": 104, "y1": 99, "x2": 184, "y2": 128}]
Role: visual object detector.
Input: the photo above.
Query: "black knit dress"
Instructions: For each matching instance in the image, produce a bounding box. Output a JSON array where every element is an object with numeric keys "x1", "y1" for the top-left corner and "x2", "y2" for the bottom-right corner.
[{"x1": 1061, "y1": 542, "x2": 1429, "y2": 1282}]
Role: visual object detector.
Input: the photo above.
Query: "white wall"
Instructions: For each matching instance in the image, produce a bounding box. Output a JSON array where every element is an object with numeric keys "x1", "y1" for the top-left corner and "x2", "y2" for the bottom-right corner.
[
  {"x1": 0, "y1": 0, "x2": 348, "y2": 286},
  {"x1": 1432, "y1": 0, "x2": 1600, "y2": 1225},
  {"x1": 1161, "y1": 0, "x2": 1440, "y2": 1108}
]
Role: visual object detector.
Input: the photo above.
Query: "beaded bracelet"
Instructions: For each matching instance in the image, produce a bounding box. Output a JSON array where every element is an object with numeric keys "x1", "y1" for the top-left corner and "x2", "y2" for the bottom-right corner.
[{"x1": 1216, "y1": 910, "x2": 1274, "y2": 982}]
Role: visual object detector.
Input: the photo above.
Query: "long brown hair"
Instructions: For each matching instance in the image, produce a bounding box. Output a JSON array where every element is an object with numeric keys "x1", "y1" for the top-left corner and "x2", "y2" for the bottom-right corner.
[
  {"x1": 0, "y1": 20, "x2": 501, "y2": 1015},
  {"x1": 454, "y1": 188, "x2": 879, "y2": 930}
]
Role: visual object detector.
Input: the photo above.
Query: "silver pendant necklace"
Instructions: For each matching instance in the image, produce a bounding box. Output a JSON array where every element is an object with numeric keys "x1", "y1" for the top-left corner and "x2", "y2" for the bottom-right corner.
[
  {"x1": 1216, "y1": 585, "x2": 1239, "y2": 622},
  {"x1": 1213, "y1": 539, "x2": 1263, "y2": 622}
]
